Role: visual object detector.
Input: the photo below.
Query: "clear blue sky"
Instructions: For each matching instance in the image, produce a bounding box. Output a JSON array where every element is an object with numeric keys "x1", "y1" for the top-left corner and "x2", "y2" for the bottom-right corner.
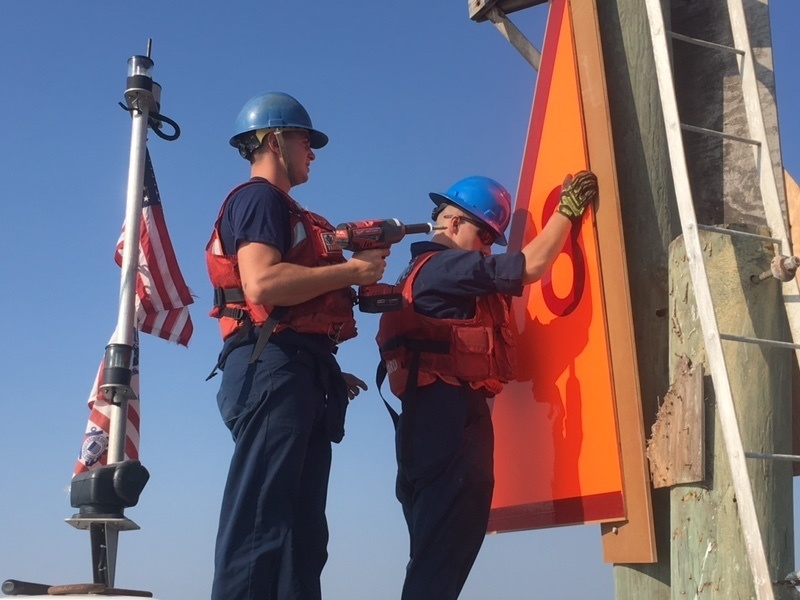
[{"x1": 1, "y1": 2, "x2": 799, "y2": 599}]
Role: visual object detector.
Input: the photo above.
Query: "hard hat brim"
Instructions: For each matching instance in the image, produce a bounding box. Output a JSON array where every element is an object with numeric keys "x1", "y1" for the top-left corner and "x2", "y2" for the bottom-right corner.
[
  {"x1": 230, "y1": 127, "x2": 328, "y2": 150},
  {"x1": 308, "y1": 129, "x2": 328, "y2": 149}
]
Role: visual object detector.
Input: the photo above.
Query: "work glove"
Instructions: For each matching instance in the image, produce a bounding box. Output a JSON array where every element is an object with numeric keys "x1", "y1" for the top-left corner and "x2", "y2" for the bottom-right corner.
[{"x1": 557, "y1": 170, "x2": 598, "y2": 221}]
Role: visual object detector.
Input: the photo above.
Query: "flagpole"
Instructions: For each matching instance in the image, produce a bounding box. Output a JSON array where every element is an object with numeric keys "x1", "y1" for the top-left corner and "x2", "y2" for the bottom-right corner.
[
  {"x1": 103, "y1": 47, "x2": 160, "y2": 464},
  {"x1": 66, "y1": 41, "x2": 168, "y2": 590}
]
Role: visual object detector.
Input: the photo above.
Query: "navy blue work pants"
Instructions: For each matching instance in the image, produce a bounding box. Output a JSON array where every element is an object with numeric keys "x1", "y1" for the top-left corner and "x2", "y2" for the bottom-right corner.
[
  {"x1": 396, "y1": 380, "x2": 495, "y2": 600},
  {"x1": 212, "y1": 340, "x2": 331, "y2": 600}
]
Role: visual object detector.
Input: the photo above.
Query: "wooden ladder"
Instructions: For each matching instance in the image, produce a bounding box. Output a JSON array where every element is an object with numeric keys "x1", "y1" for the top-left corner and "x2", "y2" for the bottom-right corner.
[{"x1": 644, "y1": 1, "x2": 800, "y2": 598}]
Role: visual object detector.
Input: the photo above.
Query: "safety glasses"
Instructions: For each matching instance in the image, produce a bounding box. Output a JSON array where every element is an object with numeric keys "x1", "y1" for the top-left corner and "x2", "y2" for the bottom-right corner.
[{"x1": 456, "y1": 215, "x2": 496, "y2": 246}]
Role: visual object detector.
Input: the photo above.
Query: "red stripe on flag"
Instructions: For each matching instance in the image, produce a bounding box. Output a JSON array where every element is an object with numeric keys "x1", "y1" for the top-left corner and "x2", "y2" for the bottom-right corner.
[
  {"x1": 125, "y1": 435, "x2": 138, "y2": 462},
  {"x1": 177, "y1": 318, "x2": 193, "y2": 347},
  {"x1": 90, "y1": 410, "x2": 111, "y2": 434},
  {"x1": 158, "y1": 310, "x2": 179, "y2": 339},
  {"x1": 128, "y1": 402, "x2": 140, "y2": 432}
]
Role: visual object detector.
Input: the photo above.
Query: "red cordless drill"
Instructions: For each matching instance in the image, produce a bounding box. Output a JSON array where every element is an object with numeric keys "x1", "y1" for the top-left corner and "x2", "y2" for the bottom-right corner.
[
  {"x1": 333, "y1": 218, "x2": 438, "y2": 251},
  {"x1": 334, "y1": 218, "x2": 441, "y2": 312}
]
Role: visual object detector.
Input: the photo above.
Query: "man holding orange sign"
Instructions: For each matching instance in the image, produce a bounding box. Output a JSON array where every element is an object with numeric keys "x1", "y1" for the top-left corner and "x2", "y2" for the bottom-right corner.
[{"x1": 376, "y1": 170, "x2": 598, "y2": 599}]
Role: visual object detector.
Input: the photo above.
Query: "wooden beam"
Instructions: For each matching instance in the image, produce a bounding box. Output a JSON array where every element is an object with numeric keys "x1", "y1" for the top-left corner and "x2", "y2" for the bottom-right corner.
[
  {"x1": 593, "y1": 0, "x2": 677, "y2": 596},
  {"x1": 572, "y1": 0, "x2": 657, "y2": 564},
  {"x1": 469, "y1": 0, "x2": 548, "y2": 23},
  {"x1": 668, "y1": 225, "x2": 793, "y2": 598},
  {"x1": 786, "y1": 169, "x2": 800, "y2": 259},
  {"x1": 646, "y1": 356, "x2": 704, "y2": 489},
  {"x1": 484, "y1": 7, "x2": 542, "y2": 70},
  {"x1": 786, "y1": 169, "x2": 800, "y2": 476}
]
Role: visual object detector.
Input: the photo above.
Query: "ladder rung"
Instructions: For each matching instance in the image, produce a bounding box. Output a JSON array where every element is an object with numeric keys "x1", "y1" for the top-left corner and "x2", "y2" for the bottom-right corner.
[
  {"x1": 667, "y1": 31, "x2": 745, "y2": 56},
  {"x1": 720, "y1": 333, "x2": 800, "y2": 351},
  {"x1": 745, "y1": 452, "x2": 800, "y2": 463},
  {"x1": 696, "y1": 224, "x2": 783, "y2": 247},
  {"x1": 681, "y1": 123, "x2": 760, "y2": 146}
]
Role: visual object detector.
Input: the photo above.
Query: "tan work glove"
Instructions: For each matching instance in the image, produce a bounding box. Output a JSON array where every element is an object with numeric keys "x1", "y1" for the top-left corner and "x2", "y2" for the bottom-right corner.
[{"x1": 557, "y1": 170, "x2": 598, "y2": 221}]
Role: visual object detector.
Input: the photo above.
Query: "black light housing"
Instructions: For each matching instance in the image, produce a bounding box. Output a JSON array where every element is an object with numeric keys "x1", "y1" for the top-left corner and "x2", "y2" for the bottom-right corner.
[{"x1": 70, "y1": 460, "x2": 150, "y2": 518}]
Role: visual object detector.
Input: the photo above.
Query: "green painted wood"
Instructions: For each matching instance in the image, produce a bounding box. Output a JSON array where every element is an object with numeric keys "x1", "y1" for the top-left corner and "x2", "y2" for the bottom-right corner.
[
  {"x1": 595, "y1": 0, "x2": 676, "y2": 597},
  {"x1": 595, "y1": 0, "x2": 792, "y2": 597},
  {"x1": 668, "y1": 225, "x2": 794, "y2": 599}
]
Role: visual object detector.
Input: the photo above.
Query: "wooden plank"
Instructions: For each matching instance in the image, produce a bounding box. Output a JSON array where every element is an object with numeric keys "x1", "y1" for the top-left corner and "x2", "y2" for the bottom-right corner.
[
  {"x1": 786, "y1": 169, "x2": 800, "y2": 254},
  {"x1": 646, "y1": 356, "x2": 704, "y2": 488},
  {"x1": 572, "y1": 0, "x2": 657, "y2": 563},
  {"x1": 592, "y1": 0, "x2": 676, "y2": 595},
  {"x1": 784, "y1": 169, "x2": 800, "y2": 476},
  {"x1": 48, "y1": 583, "x2": 153, "y2": 597},
  {"x1": 469, "y1": 0, "x2": 549, "y2": 22}
]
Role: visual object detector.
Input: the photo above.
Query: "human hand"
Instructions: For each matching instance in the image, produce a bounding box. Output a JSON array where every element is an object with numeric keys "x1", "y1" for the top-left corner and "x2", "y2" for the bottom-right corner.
[
  {"x1": 342, "y1": 372, "x2": 368, "y2": 400},
  {"x1": 348, "y1": 248, "x2": 389, "y2": 285},
  {"x1": 557, "y1": 170, "x2": 598, "y2": 221}
]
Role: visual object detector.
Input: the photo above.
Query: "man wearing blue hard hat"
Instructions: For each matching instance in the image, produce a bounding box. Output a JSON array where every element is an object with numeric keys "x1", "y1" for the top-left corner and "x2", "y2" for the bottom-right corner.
[
  {"x1": 377, "y1": 170, "x2": 598, "y2": 599},
  {"x1": 206, "y1": 91, "x2": 388, "y2": 599}
]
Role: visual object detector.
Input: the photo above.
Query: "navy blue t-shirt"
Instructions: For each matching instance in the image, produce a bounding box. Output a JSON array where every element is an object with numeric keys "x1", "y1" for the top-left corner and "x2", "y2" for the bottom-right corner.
[
  {"x1": 408, "y1": 241, "x2": 525, "y2": 319},
  {"x1": 219, "y1": 178, "x2": 292, "y2": 257}
]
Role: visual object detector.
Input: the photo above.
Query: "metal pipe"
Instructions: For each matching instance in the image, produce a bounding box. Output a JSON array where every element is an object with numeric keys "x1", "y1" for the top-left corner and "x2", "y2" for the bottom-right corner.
[
  {"x1": 106, "y1": 53, "x2": 156, "y2": 465},
  {"x1": 745, "y1": 452, "x2": 800, "y2": 463}
]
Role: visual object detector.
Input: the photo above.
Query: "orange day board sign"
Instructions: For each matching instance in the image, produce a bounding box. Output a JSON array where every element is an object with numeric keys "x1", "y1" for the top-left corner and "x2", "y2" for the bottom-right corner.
[{"x1": 488, "y1": 0, "x2": 625, "y2": 532}]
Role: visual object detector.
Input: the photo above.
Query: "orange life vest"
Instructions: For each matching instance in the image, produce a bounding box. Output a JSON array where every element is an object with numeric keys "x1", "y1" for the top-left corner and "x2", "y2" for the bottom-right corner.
[
  {"x1": 376, "y1": 251, "x2": 517, "y2": 398},
  {"x1": 206, "y1": 180, "x2": 357, "y2": 343}
]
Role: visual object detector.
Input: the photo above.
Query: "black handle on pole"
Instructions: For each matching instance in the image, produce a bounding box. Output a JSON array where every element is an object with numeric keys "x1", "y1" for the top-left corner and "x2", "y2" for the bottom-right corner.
[{"x1": 2, "y1": 579, "x2": 53, "y2": 596}]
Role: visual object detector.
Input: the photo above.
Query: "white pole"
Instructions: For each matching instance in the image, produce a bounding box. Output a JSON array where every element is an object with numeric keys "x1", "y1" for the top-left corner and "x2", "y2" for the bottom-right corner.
[{"x1": 105, "y1": 52, "x2": 156, "y2": 465}]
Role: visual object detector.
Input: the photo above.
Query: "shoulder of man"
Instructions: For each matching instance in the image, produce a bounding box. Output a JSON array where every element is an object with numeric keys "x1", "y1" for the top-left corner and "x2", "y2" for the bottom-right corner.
[
  {"x1": 418, "y1": 246, "x2": 476, "y2": 269},
  {"x1": 411, "y1": 247, "x2": 472, "y2": 282},
  {"x1": 228, "y1": 179, "x2": 285, "y2": 205},
  {"x1": 218, "y1": 180, "x2": 293, "y2": 255},
  {"x1": 224, "y1": 181, "x2": 291, "y2": 222}
]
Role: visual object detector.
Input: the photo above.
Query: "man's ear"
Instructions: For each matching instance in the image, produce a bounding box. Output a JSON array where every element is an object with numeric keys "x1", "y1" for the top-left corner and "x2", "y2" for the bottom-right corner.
[
  {"x1": 265, "y1": 131, "x2": 280, "y2": 153},
  {"x1": 447, "y1": 214, "x2": 461, "y2": 234}
]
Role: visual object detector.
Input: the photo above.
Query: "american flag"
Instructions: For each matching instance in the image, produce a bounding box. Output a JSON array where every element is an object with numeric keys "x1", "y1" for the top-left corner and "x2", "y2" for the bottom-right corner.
[{"x1": 74, "y1": 151, "x2": 193, "y2": 475}]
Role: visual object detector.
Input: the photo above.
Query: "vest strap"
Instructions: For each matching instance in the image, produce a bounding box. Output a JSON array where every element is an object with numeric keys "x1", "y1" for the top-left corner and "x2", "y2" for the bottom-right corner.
[
  {"x1": 248, "y1": 306, "x2": 290, "y2": 365},
  {"x1": 205, "y1": 305, "x2": 293, "y2": 381},
  {"x1": 213, "y1": 286, "x2": 245, "y2": 306},
  {"x1": 205, "y1": 316, "x2": 254, "y2": 381},
  {"x1": 376, "y1": 361, "x2": 399, "y2": 429},
  {"x1": 378, "y1": 336, "x2": 450, "y2": 355}
]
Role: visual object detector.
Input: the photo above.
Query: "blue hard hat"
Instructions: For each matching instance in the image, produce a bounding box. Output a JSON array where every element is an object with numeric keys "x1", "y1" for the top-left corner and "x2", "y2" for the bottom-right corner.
[
  {"x1": 229, "y1": 91, "x2": 328, "y2": 153},
  {"x1": 429, "y1": 176, "x2": 512, "y2": 246}
]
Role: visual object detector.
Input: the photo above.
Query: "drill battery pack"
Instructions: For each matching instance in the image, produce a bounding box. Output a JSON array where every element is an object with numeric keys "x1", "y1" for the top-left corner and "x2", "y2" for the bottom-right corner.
[{"x1": 358, "y1": 283, "x2": 403, "y2": 313}]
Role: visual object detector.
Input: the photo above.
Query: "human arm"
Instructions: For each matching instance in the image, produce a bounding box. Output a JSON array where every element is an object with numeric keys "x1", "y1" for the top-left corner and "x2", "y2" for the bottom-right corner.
[
  {"x1": 520, "y1": 213, "x2": 572, "y2": 284},
  {"x1": 225, "y1": 183, "x2": 389, "y2": 307},
  {"x1": 521, "y1": 170, "x2": 598, "y2": 284},
  {"x1": 410, "y1": 244, "x2": 525, "y2": 318},
  {"x1": 237, "y1": 241, "x2": 389, "y2": 307}
]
